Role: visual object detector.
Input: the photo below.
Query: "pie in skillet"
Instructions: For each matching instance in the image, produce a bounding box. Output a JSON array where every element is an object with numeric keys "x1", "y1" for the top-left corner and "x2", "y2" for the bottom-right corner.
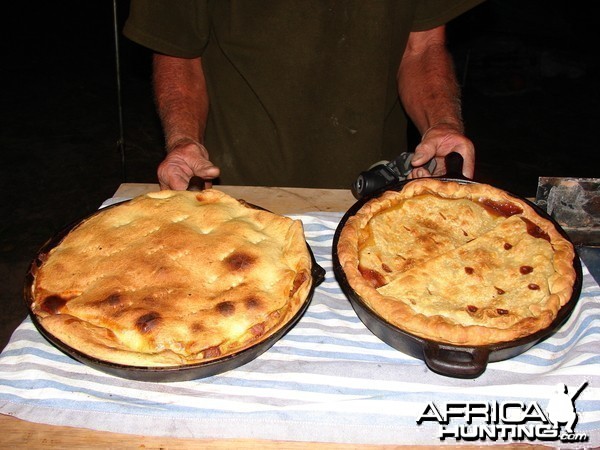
[
  {"x1": 337, "y1": 179, "x2": 577, "y2": 345},
  {"x1": 31, "y1": 189, "x2": 313, "y2": 366}
]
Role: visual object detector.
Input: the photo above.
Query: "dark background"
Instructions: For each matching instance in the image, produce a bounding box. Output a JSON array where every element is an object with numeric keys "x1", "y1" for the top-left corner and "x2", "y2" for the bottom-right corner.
[{"x1": 1, "y1": 1, "x2": 598, "y2": 349}]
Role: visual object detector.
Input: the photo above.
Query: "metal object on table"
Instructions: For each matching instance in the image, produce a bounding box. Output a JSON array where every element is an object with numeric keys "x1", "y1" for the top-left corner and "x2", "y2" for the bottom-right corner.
[
  {"x1": 535, "y1": 177, "x2": 600, "y2": 246},
  {"x1": 352, "y1": 152, "x2": 436, "y2": 199},
  {"x1": 536, "y1": 177, "x2": 600, "y2": 284}
]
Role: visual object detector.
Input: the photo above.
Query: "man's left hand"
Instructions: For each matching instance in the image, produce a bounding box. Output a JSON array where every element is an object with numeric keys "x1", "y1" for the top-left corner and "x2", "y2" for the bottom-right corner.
[{"x1": 409, "y1": 125, "x2": 475, "y2": 179}]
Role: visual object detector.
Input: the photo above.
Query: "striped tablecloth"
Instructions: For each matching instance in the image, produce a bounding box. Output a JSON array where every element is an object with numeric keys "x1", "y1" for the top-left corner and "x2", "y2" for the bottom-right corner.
[{"x1": 0, "y1": 211, "x2": 598, "y2": 447}]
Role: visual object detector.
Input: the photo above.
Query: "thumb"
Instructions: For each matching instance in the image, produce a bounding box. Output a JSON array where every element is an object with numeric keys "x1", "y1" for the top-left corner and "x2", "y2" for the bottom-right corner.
[
  {"x1": 193, "y1": 161, "x2": 220, "y2": 180},
  {"x1": 411, "y1": 142, "x2": 435, "y2": 167}
]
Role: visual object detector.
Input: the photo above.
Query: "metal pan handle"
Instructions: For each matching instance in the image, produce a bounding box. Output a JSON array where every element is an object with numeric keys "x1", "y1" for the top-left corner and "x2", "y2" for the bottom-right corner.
[
  {"x1": 423, "y1": 342, "x2": 490, "y2": 378},
  {"x1": 444, "y1": 152, "x2": 466, "y2": 179}
]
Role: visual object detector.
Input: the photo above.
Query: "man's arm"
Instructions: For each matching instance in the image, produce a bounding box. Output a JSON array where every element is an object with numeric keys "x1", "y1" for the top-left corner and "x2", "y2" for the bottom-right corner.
[
  {"x1": 153, "y1": 54, "x2": 220, "y2": 190},
  {"x1": 397, "y1": 25, "x2": 475, "y2": 178}
]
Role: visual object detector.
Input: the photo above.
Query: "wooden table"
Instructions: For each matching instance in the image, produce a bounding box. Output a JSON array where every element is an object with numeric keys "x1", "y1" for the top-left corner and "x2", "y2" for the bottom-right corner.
[
  {"x1": 0, "y1": 184, "x2": 548, "y2": 449},
  {"x1": 112, "y1": 183, "x2": 358, "y2": 214}
]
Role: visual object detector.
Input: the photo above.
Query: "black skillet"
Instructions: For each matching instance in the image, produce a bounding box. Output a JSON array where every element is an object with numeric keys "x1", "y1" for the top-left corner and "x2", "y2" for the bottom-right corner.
[
  {"x1": 24, "y1": 198, "x2": 325, "y2": 382},
  {"x1": 333, "y1": 153, "x2": 583, "y2": 378}
]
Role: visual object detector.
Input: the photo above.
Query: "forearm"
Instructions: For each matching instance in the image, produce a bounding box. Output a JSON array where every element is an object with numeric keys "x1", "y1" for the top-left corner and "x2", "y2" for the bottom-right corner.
[
  {"x1": 397, "y1": 26, "x2": 463, "y2": 135},
  {"x1": 152, "y1": 54, "x2": 209, "y2": 150}
]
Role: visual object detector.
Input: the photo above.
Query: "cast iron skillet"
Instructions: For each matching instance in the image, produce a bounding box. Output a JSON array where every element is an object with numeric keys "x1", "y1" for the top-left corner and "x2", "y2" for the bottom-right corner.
[
  {"x1": 333, "y1": 153, "x2": 583, "y2": 378},
  {"x1": 24, "y1": 199, "x2": 325, "y2": 382}
]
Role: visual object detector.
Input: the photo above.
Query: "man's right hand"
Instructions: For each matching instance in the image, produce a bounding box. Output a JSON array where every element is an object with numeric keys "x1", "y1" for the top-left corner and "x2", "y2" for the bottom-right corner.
[{"x1": 157, "y1": 139, "x2": 220, "y2": 190}]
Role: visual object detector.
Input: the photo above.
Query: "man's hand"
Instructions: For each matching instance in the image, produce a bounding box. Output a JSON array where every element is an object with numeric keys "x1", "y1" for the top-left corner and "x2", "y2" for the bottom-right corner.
[
  {"x1": 398, "y1": 26, "x2": 475, "y2": 180},
  {"x1": 157, "y1": 139, "x2": 220, "y2": 190},
  {"x1": 153, "y1": 54, "x2": 215, "y2": 190},
  {"x1": 409, "y1": 123, "x2": 475, "y2": 179}
]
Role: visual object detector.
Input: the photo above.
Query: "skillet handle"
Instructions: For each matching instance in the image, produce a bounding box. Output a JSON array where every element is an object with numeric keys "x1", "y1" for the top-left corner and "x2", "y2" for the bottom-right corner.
[
  {"x1": 423, "y1": 342, "x2": 490, "y2": 378},
  {"x1": 444, "y1": 152, "x2": 466, "y2": 179}
]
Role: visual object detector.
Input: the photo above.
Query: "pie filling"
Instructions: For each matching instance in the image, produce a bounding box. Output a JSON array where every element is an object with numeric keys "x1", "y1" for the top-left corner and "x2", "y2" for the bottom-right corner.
[
  {"x1": 337, "y1": 180, "x2": 576, "y2": 345},
  {"x1": 31, "y1": 189, "x2": 313, "y2": 366}
]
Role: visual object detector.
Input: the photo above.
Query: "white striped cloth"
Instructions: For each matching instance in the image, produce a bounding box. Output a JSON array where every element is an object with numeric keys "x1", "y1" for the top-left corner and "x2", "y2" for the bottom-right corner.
[{"x1": 0, "y1": 211, "x2": 598, "y2": 446}]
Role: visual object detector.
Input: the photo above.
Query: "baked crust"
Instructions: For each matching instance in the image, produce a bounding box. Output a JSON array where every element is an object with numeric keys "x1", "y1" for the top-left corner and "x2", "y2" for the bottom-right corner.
[
  {"x1": 337, "y1": 179, "x2": 576, "y2": 345},
  {"x1": 31, "y1": 189, "x2": 313, "y2": 366}
]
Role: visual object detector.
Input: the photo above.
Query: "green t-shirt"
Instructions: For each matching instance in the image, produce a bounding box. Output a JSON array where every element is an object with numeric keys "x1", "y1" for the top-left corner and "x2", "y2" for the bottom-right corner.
[{"x1": 124, "y1": 0, "x2": 482, "y2": 188}]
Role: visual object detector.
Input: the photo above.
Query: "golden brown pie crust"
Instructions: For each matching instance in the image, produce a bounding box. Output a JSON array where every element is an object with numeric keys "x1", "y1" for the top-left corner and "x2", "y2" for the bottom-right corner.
[
  {"x1": 337, "y1": 179, "x2": 576, "y2": 346},
  {"x1": 31, "y1": 189, "x2": 313, "y2": 366}
]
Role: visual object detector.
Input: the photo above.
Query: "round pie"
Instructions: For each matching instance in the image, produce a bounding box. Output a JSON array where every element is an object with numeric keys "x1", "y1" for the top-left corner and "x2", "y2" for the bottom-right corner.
[
  {"x1": 30, "y1": 189, "x2": 313, "y2": 366},
  {"x1": 337, "y1": 179, "x2": 577, "y2": 346}
]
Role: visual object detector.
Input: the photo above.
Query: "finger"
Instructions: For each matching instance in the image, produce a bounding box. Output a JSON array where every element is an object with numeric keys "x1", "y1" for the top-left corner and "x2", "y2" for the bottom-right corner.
[
  {"x1": 408, "y1": 167, "x2": 433, "y2": 179},
  {"x1": 193, "y1": 163, "x2": 220, "y2": 180},
  {"x1": 166, "y1": 173, "x2": 192, "y2": 191},
  {"x1": 411, "y1": 138, "x2": 437, "y2": 166},
  {"x1": 446, "y1": 143, "x2": 475, "y2": 179},
  {"x1": 411, "y1": 147, "x2": 435, "y2": 167},
  {"x1": 187, "y1": 165, "x2": 220, "y2": 190},
  {"x1": 158, "y1": 161, "x2": 193, "y2": 191},
  {"x1": 458, "y1": 149, "x2": 475, "y2": 179}
]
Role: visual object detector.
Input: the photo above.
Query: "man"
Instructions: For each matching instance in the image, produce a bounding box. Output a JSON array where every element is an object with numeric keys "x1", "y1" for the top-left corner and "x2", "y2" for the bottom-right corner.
[{"x1": 124, "y1": 1, "x2": 482, "y2": 190}]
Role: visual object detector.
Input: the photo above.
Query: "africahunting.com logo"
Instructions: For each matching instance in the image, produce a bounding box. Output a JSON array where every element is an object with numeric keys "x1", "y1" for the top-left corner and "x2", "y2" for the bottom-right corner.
[{"x1": 417, "y1": 382, "x2": 589, "y2": 443}]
